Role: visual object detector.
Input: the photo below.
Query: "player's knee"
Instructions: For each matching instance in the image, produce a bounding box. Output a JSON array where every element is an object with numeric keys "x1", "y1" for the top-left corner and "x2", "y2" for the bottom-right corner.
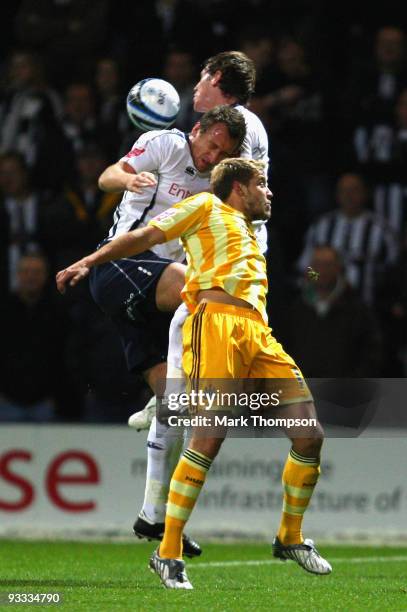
[
  {"x1": 189, "y1": 435, "x2": 225, "y2": 460},
  {"x1": 156, "y1": 263, "x2": 185, "y2": 311},
  {"x1": 293, "y1": 435, "x2": 323, "y2": 458}
]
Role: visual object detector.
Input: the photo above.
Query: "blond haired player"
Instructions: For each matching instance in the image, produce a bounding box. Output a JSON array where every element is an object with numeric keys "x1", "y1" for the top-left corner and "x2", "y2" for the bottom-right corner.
[{"x1": 57, "y1": 158, "x2": 332, "y2": 589}]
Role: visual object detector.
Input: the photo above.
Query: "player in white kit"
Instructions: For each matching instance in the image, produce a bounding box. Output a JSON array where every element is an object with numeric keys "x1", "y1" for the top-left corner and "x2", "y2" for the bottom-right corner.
[
  {"x1": 88, "y1": 104, "x2": 245, "y2": 556},
  {"x1": 125, "y1": 52, "x2": 270, "y2": 553}
]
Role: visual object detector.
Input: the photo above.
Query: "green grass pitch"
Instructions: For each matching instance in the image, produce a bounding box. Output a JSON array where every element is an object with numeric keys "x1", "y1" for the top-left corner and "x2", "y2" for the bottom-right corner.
[{"x1": 1, "y1": 540, "x2": 407, "y2": 611}]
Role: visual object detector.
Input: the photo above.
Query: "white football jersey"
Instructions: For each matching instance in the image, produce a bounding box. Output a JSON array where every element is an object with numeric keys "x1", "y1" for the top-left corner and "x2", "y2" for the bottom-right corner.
[
  {"x1": 107, "y1": 106, "x2": 270, "y2": 259},
  {"x1": 107, "y1": 129, "x2": 210, "y2": 261},
  {"x1": 236, "y1": 104, "x2": 269, "y2": 171},
  {"x1": 236, "y1": 105, "x2": 270, "y2": 252}
]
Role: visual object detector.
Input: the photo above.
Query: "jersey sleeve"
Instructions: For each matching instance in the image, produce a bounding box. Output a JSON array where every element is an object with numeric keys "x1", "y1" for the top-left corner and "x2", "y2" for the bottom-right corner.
[
  {"x1": 120, "y1": 131, "x2": 174, "y2": 173},
  {"x1": 237, "y1": 107, "x2": 269, "y2": 173},
  {"x1": 149, "y1": 192, "x2": 209, "y2": 241}
]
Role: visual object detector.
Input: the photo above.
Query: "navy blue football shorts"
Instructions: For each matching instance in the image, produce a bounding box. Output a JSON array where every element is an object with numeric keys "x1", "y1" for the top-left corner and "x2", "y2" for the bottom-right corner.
[{"x1": 89, "y1": 249, "x2": 175, "y2": 373}]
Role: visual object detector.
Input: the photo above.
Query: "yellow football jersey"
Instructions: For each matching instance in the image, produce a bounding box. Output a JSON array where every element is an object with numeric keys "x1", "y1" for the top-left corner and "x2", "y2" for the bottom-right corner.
[{"x1": 149, "y1": 192, "x2": 268, "y2": 322}]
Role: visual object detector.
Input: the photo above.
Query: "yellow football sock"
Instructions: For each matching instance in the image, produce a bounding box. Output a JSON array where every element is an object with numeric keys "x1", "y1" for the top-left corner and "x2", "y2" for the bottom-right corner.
[
  {"x1": 277, "y1": 448, "x2": 320, "y2": 545},
  {"x1": 159, "y1": 448, "x2": 212, "y2": 559}
]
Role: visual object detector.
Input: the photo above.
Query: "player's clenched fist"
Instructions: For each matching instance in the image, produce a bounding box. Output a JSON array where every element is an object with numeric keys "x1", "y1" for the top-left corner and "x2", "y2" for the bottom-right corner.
[
  {"x1": 56, "y1": 260, "x2": 90, "y2": 293},
  {"x1": 125, "y1": 171, "x2": 156, "y2": 193}
]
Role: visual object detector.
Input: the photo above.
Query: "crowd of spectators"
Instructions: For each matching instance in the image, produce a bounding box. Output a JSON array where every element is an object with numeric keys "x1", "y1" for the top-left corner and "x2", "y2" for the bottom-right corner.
[{"x1": 1, "y1": 0, "x2": 406, "y2": 422}]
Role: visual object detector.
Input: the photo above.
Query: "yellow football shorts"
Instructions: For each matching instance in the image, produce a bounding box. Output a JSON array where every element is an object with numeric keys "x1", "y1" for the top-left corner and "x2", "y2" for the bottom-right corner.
[{"x1": 182, "y1": 302, "x2": 313, "y2": 407}]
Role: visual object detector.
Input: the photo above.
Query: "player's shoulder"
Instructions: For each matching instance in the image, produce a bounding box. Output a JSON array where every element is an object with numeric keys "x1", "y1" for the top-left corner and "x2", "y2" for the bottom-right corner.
[
  {"x1": 134, "y1": 128, "x2": 187, "y2": 151},
  {"x1": 235, "y1": 104, "x2": 267, "y2": 135},
  {"x1": 181, "y1": 191, "x2": 213, "y2": 208}
]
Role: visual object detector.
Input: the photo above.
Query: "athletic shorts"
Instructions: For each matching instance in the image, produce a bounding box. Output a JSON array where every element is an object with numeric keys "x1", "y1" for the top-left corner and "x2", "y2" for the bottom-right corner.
[
  {"x1": 182, "y1": 302, "x2": 313, "y2": 407},
  {"x1": 89, "y1": 249, "x2": 174, "y2": 373}
]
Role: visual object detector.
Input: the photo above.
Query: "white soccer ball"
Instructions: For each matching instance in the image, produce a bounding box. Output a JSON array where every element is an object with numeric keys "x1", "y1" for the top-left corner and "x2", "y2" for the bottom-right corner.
[{"x1": 126, "y1": 78, "x2": 180, "y2": 131}]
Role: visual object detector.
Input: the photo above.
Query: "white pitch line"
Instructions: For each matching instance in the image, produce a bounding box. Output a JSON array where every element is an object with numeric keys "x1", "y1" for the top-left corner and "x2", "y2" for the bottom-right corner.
[{"x1": 193, "y1": 556, "x2": 407, "y2": 569}]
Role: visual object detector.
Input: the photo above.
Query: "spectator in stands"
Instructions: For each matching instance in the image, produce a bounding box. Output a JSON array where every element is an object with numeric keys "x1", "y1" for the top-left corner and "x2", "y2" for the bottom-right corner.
[
  {"x1": 0, "y1": 49, "x2": 69, "y2": 189},
  {"x1": 297, "y1": 172, "x2": 399, "y2": 304},
  {"x1": 272, "y1": 38, "x2": 334, "y2": 218},
  {"x1": 344, "y1": 26, "x2": 407, "y2": 126},
  {"x1": 163, "y1": 49, "x2": 199, "y2": 131},
  {"x1": 41, "y1": 144, "x2": 121, "y2": 272},
  {"x1": 61, "y1": 82, "x2": 101, "y2": 155},
  {"x1": 0, "y1": 151, "x2": 52, "y2": 290},
  {"x1": 248, "y1": 37, "x2": 334, "y2": 264},
  {"x1": 284, "y1": 245, "x2": 382, "y2": 377},
  {"x1": 0, "y1": 253, "x2": 73, "y2": 422},
  {"x1": 94, "y1": 57, "x2": 129, "y2": 161},
  {"x1": 352, "y1": 88, "x2": 407, "y2": 237}
]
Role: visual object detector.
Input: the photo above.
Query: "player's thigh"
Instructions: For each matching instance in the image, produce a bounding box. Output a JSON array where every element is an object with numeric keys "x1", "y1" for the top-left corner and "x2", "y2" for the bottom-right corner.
[
  {"x1": 249, "y1": 328, "x2": 313, "y2": 406},
  {"x1": 89, "y1": 252, "x2": 174, "y2": 377},
  {"x1": 89, "y1": 250, "x2": 173, "y2": 316},
  {"x1": 182, "y1": 305, "x2": 251, "y2": 381},
  {"x1": 155, "y1": 262, "x2": 186, "y2": 311}
]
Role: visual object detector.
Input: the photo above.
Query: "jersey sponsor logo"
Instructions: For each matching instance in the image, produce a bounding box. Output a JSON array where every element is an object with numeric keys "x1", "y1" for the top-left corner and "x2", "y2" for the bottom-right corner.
[
  {"x1": 126, "y1": 147, "x2": 146, "y2": 158},
  {"x1": 169, "y1": 182, "x2": 193, "y2": 199}
]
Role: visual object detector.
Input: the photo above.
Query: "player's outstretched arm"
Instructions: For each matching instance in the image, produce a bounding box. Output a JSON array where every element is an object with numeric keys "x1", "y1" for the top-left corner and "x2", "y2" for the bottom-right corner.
[
  {"x1": 98, "y1": 161, "x2": 156, "y2": 194},
  {"x1": 56, "y1": 226, "x2": 165, "y2": 293}
]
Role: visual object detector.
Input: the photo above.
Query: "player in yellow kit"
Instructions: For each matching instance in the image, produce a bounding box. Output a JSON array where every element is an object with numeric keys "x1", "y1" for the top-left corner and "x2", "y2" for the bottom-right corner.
[{"x1": 56, "y1": 158, "x2": 332, "y2": 590}]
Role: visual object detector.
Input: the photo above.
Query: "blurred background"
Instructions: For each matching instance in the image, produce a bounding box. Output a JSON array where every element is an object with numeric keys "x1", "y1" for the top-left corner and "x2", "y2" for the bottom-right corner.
[{"x1": 1, "y1": 0, "x2": 407, "y2": 425}]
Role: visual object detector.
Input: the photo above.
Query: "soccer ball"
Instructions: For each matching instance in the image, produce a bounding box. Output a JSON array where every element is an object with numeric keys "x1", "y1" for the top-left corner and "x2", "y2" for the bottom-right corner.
[{"x1": 126, "y1": 78, "x2": 180, "y2": 131}]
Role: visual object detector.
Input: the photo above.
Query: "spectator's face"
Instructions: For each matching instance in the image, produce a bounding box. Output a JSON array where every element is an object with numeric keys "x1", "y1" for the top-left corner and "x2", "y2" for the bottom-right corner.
[
  {"x1": 9, "y1": 53, "x2": 38, "y2": 88},
  {"x1": 17, "y1": 257, "x2": 48, "y2": 296},
  {"x1": 278, "y1": 41, "x2": 306, "y2": 76},
  {"x1": 164, "y1": 52, "x2": 194, "y2": 89},
  {"x1": 65, "y1": 85, "x2": 95, "y2": 122},
  {"x1": 96, "y1": 59, "x2": 119, "y2": 94},
  {"x1": 193, "y1": 69, "x2": 219, "y2": 112},
  {"x1": 0, "y1": 158, "x2": 28, "y2": 197},
  {"x1": 336, "y1": 174, "x2": 367, "y2": 217},
  {"x1": 310, "y1": 248, "x2": 341, "y2": 291},
  {"x1": 376, "y1": 28, "x2": 404, "y2": 68},
  {"x1": 396, "y1": 90, "x2": 407, "y2": 127},
  {"x1": 189, "y1": 121, "x2": 240, "y2": 172}
]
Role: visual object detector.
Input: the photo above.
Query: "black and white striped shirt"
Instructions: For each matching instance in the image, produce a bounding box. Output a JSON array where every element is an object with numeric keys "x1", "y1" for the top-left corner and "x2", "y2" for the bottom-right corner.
[
  {"x1": 374, "y1": 182, "x2": 407, "y2": 237},
  {"x1": 298, "y1": 210, "x2": 399, "y2": 304}
]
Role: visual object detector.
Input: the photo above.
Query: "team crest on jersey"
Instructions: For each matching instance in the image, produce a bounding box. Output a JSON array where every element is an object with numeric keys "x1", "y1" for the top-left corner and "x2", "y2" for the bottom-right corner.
[
  {"x1": 126, "y1": 147, "x2": 146, "y2": 158},
  {"x1": 154, "y1": 208, "x2": 178, "y2": 222}
]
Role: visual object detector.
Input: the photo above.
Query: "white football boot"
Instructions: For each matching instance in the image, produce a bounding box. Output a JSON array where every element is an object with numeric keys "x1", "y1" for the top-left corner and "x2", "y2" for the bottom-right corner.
[
  {"x1": 128, "y1": 396, "x2": 157, "y2": 431},
  {"x1": 272, "y1": 536, "x2": 332, "y2": 575},
  {"x1": 149, "y1": 549, "x2": 193, "y2": 589}
]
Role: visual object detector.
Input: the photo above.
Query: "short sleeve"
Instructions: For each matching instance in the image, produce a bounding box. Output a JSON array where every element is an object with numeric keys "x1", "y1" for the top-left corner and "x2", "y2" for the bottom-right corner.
[
  {"x1": 120, "y1": 132, "x2": 168, "y2": 173},
  {"x1": 149, "y1": 193, "x2": 209, "y2": 241},
  {"x1": 237, "y1": 107, "x2": 269, "y2": 174}
]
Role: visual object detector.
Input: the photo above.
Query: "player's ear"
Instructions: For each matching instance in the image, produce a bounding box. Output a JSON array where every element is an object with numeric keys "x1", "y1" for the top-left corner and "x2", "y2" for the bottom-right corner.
[
  {"x1": 232, "y1": 179, "x2": 244, "y2": 196},
  {"x1": 191, "y1": 121, "x2": 201, "y2": 136},
  {"x1": 211, "y1": 70, "x2": 222, "y2": 86}
]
